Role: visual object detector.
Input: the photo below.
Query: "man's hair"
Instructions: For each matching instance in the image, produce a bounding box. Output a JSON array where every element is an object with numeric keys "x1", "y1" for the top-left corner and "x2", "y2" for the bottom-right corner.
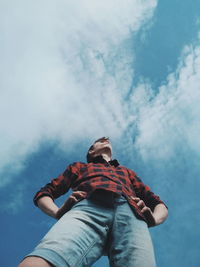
[{"x1": 86, "y1": 145, "x2": 94, "y2": 163}]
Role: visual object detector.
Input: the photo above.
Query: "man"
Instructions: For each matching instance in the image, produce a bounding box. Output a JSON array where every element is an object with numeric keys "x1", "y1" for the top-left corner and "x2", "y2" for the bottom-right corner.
[{"x1": 19, "y1": 137, "x2": 168, "y2": 267}]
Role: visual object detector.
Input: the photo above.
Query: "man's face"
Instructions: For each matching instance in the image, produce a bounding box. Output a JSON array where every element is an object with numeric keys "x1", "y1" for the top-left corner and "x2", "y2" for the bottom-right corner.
[{"x1": 89, "y1": 137, "x2": 112, "y2": 159}]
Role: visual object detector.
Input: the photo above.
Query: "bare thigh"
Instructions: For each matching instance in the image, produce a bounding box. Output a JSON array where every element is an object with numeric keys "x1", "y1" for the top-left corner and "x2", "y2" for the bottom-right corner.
[{"x1": 18, "y1": 256, "x2": 54, "y2": 267}]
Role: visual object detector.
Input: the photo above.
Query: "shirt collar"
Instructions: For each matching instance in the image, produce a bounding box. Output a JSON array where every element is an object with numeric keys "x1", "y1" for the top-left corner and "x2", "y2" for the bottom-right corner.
[{"x1": 91, "y1": 155, "x2": 119, "y2": 167}]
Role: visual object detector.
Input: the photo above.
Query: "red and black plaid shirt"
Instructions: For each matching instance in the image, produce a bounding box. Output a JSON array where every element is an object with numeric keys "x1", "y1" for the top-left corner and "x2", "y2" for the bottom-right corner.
[{"x1": 34, "y1": 156, "x2": 165, "y2": 225}]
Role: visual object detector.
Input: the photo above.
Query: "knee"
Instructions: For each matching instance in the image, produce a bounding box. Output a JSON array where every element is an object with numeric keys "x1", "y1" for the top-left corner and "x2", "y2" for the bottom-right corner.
[{"x1": 18, "y1": 256, "x2": 53, "y2": 267}]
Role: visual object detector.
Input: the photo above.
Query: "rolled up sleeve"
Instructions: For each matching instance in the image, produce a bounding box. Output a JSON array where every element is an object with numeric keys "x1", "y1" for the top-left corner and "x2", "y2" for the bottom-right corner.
[{"x1": 33, "y1": 164, "x2": 78, "y2": 206}]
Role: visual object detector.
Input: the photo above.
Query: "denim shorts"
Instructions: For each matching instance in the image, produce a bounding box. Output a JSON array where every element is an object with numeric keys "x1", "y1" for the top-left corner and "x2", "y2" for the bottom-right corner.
[{"x1": 26, "y1": 191, "x2": 156, "y2": 267}]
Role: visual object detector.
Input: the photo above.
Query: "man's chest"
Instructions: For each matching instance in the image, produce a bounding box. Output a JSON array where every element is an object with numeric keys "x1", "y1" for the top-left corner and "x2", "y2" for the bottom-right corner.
[{"x1": 76, "y1": 164, "x2": 133, "y2": 185}]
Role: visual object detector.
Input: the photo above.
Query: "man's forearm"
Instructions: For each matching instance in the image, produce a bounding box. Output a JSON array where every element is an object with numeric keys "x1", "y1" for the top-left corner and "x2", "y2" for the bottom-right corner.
[
  {"x1": 153, "y1": 203, "x2": 168, "y2": 225},
  {"x1": 37, "y1": 196, "x2": 59, "y2": 219}
]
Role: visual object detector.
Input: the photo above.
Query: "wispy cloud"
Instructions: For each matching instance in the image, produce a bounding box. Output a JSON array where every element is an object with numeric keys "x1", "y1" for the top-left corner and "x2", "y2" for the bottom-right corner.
[
  {"x1": 0, "y1": 0, "x2": 157, "y2": 186},
  {"x1": 1, "y1": 183, "x2": 24, "y2": 214},
  {"x1": 134, "y1": 40, "x2": 200, "y2": 163}
]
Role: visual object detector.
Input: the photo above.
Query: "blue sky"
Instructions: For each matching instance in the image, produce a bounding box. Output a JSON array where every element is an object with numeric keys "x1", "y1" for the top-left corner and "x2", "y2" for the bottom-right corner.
[{"x1": 1, "y1": 1, "x2": 200, "y2": 266}]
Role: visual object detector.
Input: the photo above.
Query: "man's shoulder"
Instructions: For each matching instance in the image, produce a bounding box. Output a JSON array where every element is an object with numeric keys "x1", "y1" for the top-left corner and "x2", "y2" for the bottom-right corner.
[
  {"x1": 68, "y1": 161, "x2": 88, "y2": 168},
  {"x1": 65, "y1": 161, "x2": 88, "y2": 175},
  {"x1": 119, "y1": 164, "x2": 138, "y2": 177}
]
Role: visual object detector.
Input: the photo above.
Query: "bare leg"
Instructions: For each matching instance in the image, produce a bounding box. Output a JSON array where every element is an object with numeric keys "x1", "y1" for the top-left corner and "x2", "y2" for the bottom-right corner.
[{"x1": 18, "y1": 256, "x2": 53, "y2": 267}]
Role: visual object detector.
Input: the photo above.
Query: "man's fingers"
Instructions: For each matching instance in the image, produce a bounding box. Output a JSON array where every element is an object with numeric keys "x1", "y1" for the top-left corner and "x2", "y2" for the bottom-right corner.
[
  {"x1": 140, "y1": 206, "x2": 156, "y2": 227},
  {"x1": 131, "y1": 197, "x2": 140, "y2": 202},
  {"x1": 68, "y1": 196, "x2": 77, "y2": 202},
  {"x1": 73, "y1": 191, "x2": 85, "y2": 196},
  {"x1": 73, "y1": 191, "x2": 87, "y2": 197},
  {"x1": 131, "y1": 196, "x2": 156, "y2": 227},
  {"x1": 137, "y1": 200, "x2": 145, "y2": 209},
  {"x1": 57, "y1": 192, "x2": 86, "y2": 220},
  {"x1": 141, "y1": 206, "x2": 151, "y2": 214},
  {"x1": 65, "y1": 191, "x2": 86, "y2": 203},
  {"x1": 131, "y1": 197, "x2": 146, "y2": 209}
]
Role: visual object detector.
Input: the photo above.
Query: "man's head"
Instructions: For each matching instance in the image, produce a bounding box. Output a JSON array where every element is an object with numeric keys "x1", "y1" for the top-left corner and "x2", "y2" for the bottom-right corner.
[{"x1": 87, "y1": 137, "x2": 112, "y2": 163}]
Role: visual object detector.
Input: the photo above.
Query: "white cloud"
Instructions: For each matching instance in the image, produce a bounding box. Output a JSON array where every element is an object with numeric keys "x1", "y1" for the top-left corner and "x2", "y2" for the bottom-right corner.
[
  {"x1": 134, "y1": 39, "x2": 200, "y2": 163},
  {"x1": 0, "y1": 0, "x2": 157, "y2": 186}
]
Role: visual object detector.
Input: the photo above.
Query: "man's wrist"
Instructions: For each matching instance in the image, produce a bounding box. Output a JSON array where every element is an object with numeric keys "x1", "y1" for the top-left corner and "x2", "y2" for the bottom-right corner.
[
  {"x1": 152, "y1": 204, "x2": 168, "y2": 226},
  {"x1": 48, "y1": 207, "x2": 59, "y2": 219}
]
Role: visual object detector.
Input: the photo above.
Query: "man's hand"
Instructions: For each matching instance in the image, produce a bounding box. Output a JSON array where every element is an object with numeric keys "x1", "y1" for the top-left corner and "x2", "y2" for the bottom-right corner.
[
  {"x1": 37, "y1": 192, "x2": 87, "y2": 220},
  {"x1": 131, "y1": 197, "x2": 156, "y2": 227},
  {"x1": 131, "y1": 197, "x2": 168, "y2": 227},
  {"x1": 56, "y1": 191, "x2": 87, "y2": 219}
]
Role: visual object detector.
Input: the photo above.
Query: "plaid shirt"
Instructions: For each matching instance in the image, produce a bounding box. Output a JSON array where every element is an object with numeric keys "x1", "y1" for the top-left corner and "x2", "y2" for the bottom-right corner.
[{"x1": 34, "y1": 156, "x2": 165, "y2": 225}]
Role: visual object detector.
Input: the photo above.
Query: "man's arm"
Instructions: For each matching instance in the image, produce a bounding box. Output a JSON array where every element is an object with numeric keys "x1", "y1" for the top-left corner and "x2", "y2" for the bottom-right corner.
[
  {"x1": 37, "y1": 196, "x2": 59, "y2": 219},
  {"x1": 33, "y1": 163, "x2": 80, "y2": 211},
  {"x1": 128, "y1": 170, "x2": 168, "y2": 226},
  {"x1": 152, "y1": 203, "x2": 168, "y2": 225},
  {"x1": 132, "y1": 197, "x2": 168, "y2": 227},
  {"x1": 37, "y1": 191, "x2": 87, "y2": 219}
]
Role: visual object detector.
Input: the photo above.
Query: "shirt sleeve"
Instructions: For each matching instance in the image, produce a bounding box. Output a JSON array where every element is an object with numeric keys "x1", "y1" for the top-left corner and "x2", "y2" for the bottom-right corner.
[
  {"x1": 33, "y1": 163, "x2": 79, "y2": 206},
  {"x1": 129, "y1": 170, "x2": 167, "y2": 211}
]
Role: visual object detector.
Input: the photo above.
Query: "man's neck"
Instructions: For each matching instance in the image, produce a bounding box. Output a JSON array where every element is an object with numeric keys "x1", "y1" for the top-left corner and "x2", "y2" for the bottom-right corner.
[{"x1": 101, "y1": 153, "x2": 112, "y2": 162}]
